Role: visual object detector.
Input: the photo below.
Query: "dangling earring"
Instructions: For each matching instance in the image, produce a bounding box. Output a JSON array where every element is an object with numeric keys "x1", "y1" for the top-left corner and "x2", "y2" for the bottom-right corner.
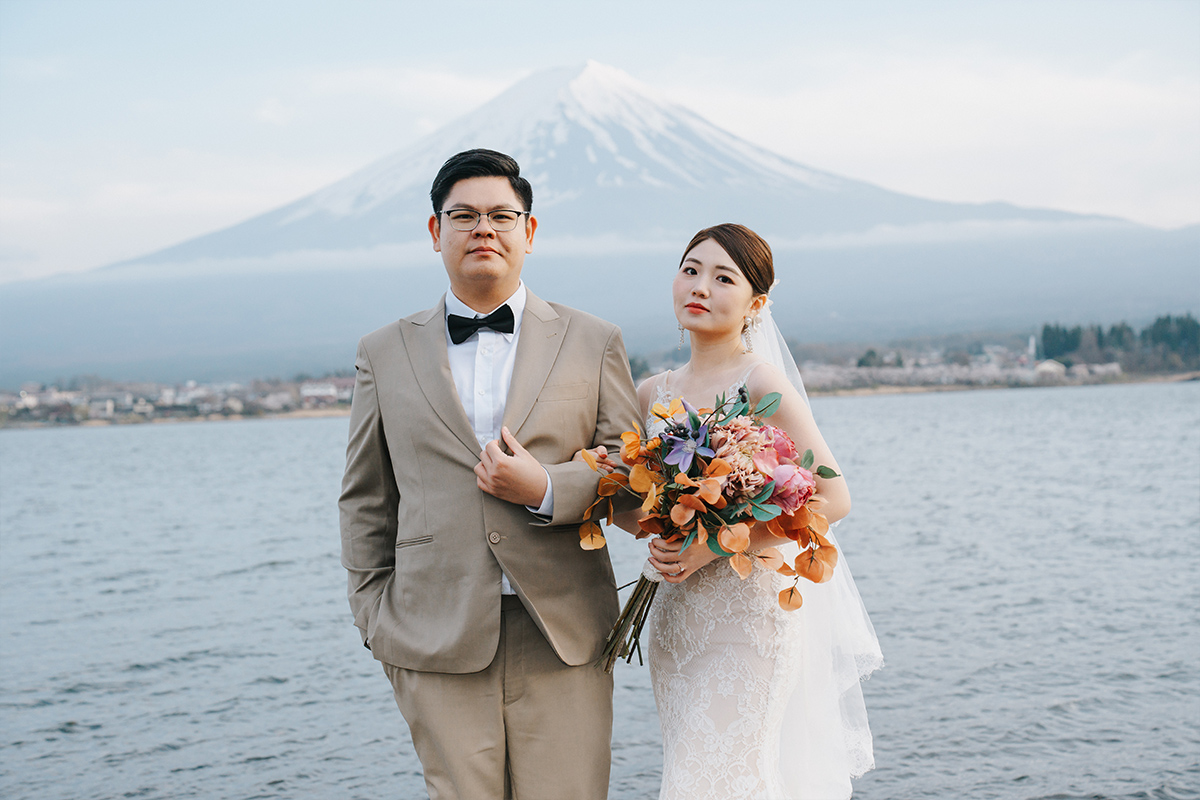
[
  {"x1": 677, "y1": 323, "x2": 686, "y2": 350},
  {"x1": 742, "y1": 317, "x2": 754, "y2": 354}
]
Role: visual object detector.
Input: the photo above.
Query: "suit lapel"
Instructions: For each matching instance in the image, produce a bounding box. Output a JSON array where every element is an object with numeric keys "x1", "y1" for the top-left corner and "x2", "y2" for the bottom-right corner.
[
  {"x1": 400, "y1": 297, "x2": 481, "y2": 457},
  {"x1": 504, "y1": 291, "x2": 569, "y2": 437}
]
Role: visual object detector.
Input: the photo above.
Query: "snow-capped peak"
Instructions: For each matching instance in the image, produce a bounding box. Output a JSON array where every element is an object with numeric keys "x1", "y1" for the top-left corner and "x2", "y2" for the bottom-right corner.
[{"x1": 283, "y1": 62, "x2": 842, "y2": 222}]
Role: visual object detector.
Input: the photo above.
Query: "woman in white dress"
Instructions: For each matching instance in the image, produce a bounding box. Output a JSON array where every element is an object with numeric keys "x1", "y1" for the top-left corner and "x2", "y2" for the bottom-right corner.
[{"x1": 604, "y1": 224, "x2": 882, "y2": 799}]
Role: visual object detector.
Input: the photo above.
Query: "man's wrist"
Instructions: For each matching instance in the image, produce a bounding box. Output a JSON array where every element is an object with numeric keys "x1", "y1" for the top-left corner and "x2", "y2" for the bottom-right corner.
[{"x1": 528, "y1": 467, "x2": 553, "y2": 516}]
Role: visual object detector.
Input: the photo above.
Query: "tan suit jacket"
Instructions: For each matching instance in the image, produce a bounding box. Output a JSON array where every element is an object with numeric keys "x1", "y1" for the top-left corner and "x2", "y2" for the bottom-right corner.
[{"x1": 339, "y1": 291, "x2": 639, "y2": 673}]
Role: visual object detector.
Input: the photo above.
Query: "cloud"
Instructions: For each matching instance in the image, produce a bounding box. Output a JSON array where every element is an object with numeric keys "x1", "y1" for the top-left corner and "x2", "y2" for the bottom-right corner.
[
  {"x1": 2, "y1": 55, "x2": 68, "y2": 80},
  {"x1": 255, "y1": 97, "x2": 294, "y2": 125},
  {"x1": 0, "y1": 148, "x2": 348, "y2": 283},
  {"x1": 661, "y1": 50, "x2": 1200, "y2": 227},
  {"x1": 308, "y1": 66, "x2": 516, "y2": 110},
  {"x1": 0, "y1": 242, "x2": 39, "y2": 265},
  {"x1": 0, "y1": 195, "x2": 67, "y2": 222}
]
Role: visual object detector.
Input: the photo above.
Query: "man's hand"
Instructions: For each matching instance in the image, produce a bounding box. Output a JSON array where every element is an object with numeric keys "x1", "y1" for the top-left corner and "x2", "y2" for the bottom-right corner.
[{"x1": 475, "y1": 427, "x2": 549, "y2": 507}]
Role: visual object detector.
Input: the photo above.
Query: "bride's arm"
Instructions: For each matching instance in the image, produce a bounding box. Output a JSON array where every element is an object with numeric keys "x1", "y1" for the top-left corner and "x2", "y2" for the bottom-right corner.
[{"x1": 746, "y1": 362, "x2": 851, "y2": 523}]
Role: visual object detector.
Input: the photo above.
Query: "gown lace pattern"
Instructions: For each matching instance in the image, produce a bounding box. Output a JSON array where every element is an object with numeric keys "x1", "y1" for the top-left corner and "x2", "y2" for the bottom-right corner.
[{"x1": 647, "y1": 371, "x2": 883, "y2": 800}]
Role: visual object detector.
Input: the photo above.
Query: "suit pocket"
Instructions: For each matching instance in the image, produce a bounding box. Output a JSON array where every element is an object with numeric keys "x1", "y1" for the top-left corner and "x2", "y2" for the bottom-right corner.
[
  {"x1": 538, "y1": 381, "x2": 590, "y2": 402},
  {"x1": 395, "y1": 535, "x2": 433, "y2": 550}
]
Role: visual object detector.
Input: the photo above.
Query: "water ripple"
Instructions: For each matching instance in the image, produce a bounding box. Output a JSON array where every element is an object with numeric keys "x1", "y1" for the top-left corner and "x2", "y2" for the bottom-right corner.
[{"x1": 1, "y1": 384, "x2": 1197, "y2": 799}]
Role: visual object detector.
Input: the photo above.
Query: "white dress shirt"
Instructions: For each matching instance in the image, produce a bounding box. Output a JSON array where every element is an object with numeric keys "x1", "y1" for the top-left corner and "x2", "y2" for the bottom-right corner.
[{"x1": 445, "y1": 282, "x2": 553, "y2": 594}]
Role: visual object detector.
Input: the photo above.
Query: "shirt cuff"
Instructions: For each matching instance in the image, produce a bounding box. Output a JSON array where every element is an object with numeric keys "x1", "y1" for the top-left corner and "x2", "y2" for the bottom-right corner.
[{"x1": 527, "y1": 467, "x2": 554, "y2": 518}]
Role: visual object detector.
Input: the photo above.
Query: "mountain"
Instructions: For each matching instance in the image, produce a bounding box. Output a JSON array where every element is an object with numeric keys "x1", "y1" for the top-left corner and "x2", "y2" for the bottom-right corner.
[{"x1": 1, "y1": 62, "x2": 1195, "y2": 385}]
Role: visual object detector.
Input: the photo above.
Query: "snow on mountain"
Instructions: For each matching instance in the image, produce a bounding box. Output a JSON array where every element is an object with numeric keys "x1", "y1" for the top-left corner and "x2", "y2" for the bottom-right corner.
[{"x1": 290, "y1": 61, "x2": 840, "y2": 220}]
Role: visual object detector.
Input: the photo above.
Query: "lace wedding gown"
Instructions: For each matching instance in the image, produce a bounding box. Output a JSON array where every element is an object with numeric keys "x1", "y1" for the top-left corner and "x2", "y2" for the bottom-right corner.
[{"x1": 646, "y1": 369, "x2": 883, "y2": 800}]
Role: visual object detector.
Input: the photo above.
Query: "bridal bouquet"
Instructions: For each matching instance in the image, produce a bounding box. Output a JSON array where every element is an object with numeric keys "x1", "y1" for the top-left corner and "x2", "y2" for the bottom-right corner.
[{"x1": 578, "y1": 387, "x2": 842, "y2": 672}]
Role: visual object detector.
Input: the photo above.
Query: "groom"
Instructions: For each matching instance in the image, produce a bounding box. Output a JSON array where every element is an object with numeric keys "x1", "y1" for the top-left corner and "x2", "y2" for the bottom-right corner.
[{"x1": 339, "y1": 149, "x2": 639, "y2": 800}]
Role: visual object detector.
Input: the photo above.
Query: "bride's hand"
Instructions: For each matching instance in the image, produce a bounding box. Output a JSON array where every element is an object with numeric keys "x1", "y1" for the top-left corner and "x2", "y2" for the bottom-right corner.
[
  {"x1": 572, "y1": 445, "x2": 615, "y2": 473},
  {"x1": 648, "y1": 535, "x2": 719, "y2": 584}
]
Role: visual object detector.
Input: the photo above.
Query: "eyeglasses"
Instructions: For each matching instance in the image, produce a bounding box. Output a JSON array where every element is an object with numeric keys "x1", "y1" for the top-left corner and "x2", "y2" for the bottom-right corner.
[{"x1": 440, "y1": 208, "x2": 529, "y2": 232}]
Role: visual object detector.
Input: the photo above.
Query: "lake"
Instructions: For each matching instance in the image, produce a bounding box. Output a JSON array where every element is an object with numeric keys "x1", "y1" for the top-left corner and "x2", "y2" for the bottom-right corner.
[{"x1": 1, "y1": 381, "x2": 1197, "y2": 799}]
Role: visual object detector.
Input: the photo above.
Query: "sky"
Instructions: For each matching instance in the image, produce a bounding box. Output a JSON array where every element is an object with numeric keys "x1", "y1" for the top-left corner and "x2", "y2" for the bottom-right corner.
[{"x1": 0, "y1": 0, "x2": 1197, "y2": 284}]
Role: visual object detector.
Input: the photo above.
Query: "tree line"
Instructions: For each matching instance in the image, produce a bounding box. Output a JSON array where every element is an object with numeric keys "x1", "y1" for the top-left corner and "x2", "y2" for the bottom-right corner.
[{"x1": 1041, "y1": 313, "x2": 1199, "y2": 371}]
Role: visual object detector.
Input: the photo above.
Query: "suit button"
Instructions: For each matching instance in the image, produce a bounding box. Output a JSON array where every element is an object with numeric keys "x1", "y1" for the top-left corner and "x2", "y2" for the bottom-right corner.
[{"x1": 488, "y1": 531, "x2": 501, "y2": 544}]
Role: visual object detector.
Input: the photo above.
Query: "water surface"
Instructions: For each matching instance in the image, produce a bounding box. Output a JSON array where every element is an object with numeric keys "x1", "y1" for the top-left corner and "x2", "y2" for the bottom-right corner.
[{"x1": 1, "y1": 381, "x2": 1197, "y2": 799}]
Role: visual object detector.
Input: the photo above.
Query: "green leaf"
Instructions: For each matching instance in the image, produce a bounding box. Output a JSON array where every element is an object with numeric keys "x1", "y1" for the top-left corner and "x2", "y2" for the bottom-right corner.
[
  {"x1": 815, "y1": 465, "x2": 841, "y2": 479},
  {"x1": 720, "y1": 502, "x2": 748, "y2": 521},
  {"x1": 800, "y1": 449, "x2": 814, "y2": 470},
  {"x1": 707, "y1": 536, "x2": 734, "y2": 557},
  {"x1": 751, "y1": 481, "x2": 776, "y2": 504},
  {"x1": 687, "y1": 409, "x2": 702, "y2": 431},
  {"x1": 679, "y1": 530, "x2": 696, "y2": 552},
  {"x1": 751, "y1": 503, "x2": 781, "y2": 521},
  {"x1": 754, "y1": 392, "x2": 782, "y2": 417}
]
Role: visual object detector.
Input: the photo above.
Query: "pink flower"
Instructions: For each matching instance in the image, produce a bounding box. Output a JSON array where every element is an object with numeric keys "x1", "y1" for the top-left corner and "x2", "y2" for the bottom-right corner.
[
  {"x1": 770, "y1": 463, "x2": 816, "y2": 514},
  {"x1": 753, "y1": 425, "x2": 800, "y2": 475},
  {"x1": 710, "y1": 417, "x2": 768, "y2": 499},
  {"x1": 748, "y1": 424, "x2": 796, "y2": 474},
  {"x1": 766, "y1": 425, "x2": 799, "y2": 462},
  {"x1": 752, "y1": 447, "x2": 779, "y2": 475}
]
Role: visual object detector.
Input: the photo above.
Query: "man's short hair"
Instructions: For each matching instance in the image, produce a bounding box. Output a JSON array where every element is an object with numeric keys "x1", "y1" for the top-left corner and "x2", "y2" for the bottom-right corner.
[{"x1": 430, "y1": 149, "x2": 534, "y2": 214}]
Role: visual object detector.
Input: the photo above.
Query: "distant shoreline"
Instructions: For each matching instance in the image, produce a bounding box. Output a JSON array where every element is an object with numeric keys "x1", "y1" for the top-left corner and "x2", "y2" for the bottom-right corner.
[
  {"x1": 811, "y1": 370, "x2": 1200, "y2": 397},
  {"x1": 4, "y1": 372, "x2": 1196, "y2": 431}
]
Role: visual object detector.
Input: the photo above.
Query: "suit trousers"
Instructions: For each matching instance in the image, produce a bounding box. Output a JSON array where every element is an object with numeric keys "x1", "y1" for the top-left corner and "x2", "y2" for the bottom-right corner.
[{"x1": 383, "y1": 596, "x2": 614, "y2": 800}]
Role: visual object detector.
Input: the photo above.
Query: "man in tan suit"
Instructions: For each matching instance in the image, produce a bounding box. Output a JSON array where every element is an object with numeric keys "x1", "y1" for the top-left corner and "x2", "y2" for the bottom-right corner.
[{"x1": 339, "y1": 149, "x2": 639, "y2": 800}]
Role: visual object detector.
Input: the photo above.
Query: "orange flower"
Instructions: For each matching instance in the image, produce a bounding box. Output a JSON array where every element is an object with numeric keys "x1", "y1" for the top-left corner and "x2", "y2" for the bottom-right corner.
[
  {"x1": 717, "y1": 522, "x2": 751, "y2": 553},
  {"x1": 606, "y1": 473, "x2": 629, "y2": 493},
  {"x1": 579, "y1": 521, "x2": 606, "y2": 550},
  {"x1": 756, "y1": 547, "x2": 784, "y2": 571},
  {"x1": 695, "y1": 478, "x2": 723, "y2": 505},
  {"x1": 794, "y1": 535, "x2": 839, "y2": 584},
  {"x1": 629, "y1": 463, "x2": 664, "y2": 494},
  {"x1": 650, "y1": 397, "x2": 684, "y2": 420},
  {"x1": 795, "y1": 547, "x2": 830, "y2": 583},
  {"x1": 730, "y1": 551, "x2": 754, "y2": 579},
  {"x1": 637, "y1": 515, "x2": 667, "y2": 537},
  {"x1": 704, "y1": 457, "x2": 732, "y2": 478},
  {"x1": 812, "y1": 531, "x2": 839, "y2": 573},
  {"x1": 669, "y1": 493, "x2": 706, "y2": 526},
  {"x1": 767, "y1": 509, "x2": 812, "y2": 547},
  {"x1": 778, "y1": 586, "x2": 804, "y2": 611},
  {"x1": 641, "y1": 480, "x2": 661, "y2": 514},
  {"x1": 620, "y1": 431, "x2": 643, "y2": 464}
]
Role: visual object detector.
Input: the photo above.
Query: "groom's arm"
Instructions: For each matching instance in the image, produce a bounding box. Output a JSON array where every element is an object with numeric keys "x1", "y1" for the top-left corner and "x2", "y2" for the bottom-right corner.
[
  {"x1": 339, "y1": 339, "x2": 399, "y2": 648},
  {"x1": 538, "y1": 324, "x2": 640, "y2": 527}
]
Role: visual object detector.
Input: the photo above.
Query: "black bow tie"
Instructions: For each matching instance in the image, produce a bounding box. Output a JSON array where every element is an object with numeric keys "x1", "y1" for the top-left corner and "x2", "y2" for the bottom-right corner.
[{"x1": 447, "y1": 304, "x2": 515, "y2": 345}]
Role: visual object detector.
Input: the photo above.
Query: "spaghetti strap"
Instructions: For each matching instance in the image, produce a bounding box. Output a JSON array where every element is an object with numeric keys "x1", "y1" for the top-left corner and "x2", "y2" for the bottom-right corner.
[{"x1": 658, "y1": 369, "x2": 674, "y2": 400}]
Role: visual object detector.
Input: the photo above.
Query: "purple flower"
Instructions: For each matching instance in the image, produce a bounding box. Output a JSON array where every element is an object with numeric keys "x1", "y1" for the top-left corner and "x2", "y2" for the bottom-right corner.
[{"x1": 661, "y1": 402, "x2": 714, "y2": 473}]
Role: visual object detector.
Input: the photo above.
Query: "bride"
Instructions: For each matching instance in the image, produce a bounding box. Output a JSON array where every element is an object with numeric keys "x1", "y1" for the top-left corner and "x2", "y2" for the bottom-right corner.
[{"x1": 599, "y1": 224, "x2": 883, "y2": 799}]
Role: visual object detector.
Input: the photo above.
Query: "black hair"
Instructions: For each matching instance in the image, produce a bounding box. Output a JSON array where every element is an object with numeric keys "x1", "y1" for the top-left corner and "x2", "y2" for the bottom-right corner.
[
  {"x1": 680, "y1": 223, "x2": 774, "y2": 297},
  {"x1": 429, "y1": 149, "x2": 533, "y2": 213}
]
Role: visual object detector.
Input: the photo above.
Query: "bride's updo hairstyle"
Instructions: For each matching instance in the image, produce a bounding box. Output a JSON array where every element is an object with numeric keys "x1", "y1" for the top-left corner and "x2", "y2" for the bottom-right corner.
[{"x1": 680, "y1": 223, "x2": 774, "y2": 298}]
